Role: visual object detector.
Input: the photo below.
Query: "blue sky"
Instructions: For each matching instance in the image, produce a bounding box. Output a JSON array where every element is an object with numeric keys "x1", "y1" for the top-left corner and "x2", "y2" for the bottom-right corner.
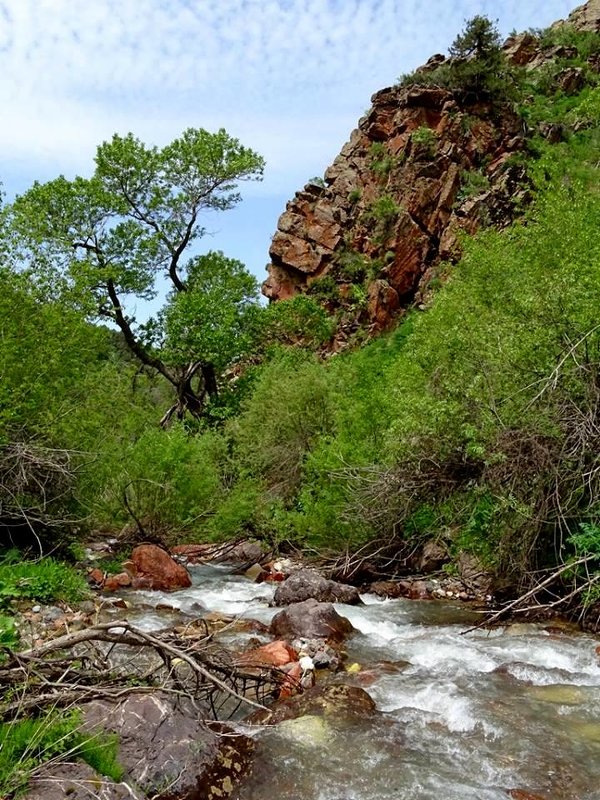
[{"x1": 0, "y1": 0, "x2": 575, "y2": 293}]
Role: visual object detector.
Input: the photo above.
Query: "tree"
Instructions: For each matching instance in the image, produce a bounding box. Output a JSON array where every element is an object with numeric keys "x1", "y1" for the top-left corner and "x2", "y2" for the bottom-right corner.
[
  {"x1": 449, "y1": 15, "x2": 502, "y2": 60},
  {"x1": 6, "y1": 128, "x2": 265, "y2": 424},
  {"x1": 448, "y1": 16, "x2": 508, "y2": 100}
]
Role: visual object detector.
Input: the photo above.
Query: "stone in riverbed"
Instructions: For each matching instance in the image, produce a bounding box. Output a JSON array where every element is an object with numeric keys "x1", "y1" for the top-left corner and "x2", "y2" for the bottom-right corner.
[
  {"x1": 269, "y1": 598, "x2": 354, "y2": 642},
  {"x1": 273, "y1": 568, "x2": 361, "y2": 606},
  {"x1": 25, "y1": 692, "x2": 253, "y2": 800},
  {"x1": 236, "y1": 640, "x2": 298, "y2": 668},
  {"x1": 130, "y1": 544, "x2": 191, "y2": 591}
]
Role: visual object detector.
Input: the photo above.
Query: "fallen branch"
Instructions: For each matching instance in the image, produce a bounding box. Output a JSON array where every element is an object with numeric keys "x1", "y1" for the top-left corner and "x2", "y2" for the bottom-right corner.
[
  {"x1": 1, "y1": 620, "x2": 286, "y2": 722},
  {"x1": 462, "y1": 554, "x2": 596, "y2": 634}
]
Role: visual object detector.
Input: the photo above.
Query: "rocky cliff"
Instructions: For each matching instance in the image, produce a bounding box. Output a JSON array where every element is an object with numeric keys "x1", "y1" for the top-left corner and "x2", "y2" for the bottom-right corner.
[{"x1": 263, "y1": 0, "x2": 600, "y2": 340}]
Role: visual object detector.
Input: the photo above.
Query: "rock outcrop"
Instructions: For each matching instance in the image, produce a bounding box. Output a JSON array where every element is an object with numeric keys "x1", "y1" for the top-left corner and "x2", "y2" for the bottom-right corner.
[
  {"x1": 263, "y1": 85, "x2": 526, "y2": 336},
  {"x1": 263, "y1": 0, "x2": 600, "y2": 340}
]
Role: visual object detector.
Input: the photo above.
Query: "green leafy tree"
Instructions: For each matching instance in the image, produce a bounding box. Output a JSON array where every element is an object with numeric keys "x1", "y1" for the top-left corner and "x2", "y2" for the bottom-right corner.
[{"x1": 7, "y1": 128, "x2": 265, "y2": 424}]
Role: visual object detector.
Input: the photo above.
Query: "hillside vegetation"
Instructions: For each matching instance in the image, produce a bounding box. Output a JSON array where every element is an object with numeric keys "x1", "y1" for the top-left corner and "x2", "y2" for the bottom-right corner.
[{"x1": 1, "y1": 17, "x2": 600, "y2": 621}]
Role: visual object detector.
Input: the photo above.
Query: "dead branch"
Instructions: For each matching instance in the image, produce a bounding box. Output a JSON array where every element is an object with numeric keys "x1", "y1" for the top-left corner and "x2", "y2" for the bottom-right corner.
[
  {"x1": 462, "y1": 554, "x2": 597, "y2": 634},
  {"x1": 0, "y1": 620, "x2": 288, "y2": 723}
]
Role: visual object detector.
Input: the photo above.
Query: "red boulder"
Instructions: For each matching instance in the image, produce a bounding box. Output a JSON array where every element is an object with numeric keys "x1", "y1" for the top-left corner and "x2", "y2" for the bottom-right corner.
[{"x1": 131, "y1": 545, "x2": 192, "y2": 591}]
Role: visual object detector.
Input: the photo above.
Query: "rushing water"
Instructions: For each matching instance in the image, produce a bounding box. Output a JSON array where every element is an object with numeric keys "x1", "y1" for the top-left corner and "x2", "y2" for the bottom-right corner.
[{"x1": 125, "y1": 564, "x2": 600, "y2": 800}]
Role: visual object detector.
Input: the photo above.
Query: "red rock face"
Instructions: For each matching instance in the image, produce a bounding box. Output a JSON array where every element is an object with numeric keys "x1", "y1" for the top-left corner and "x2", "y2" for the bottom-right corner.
[
  {"x1": 264, "y1": 72, "x2": 528, "y2": 336},
  {"x1": 130, "y1": 544, "x2": 192, "y2": 591}
]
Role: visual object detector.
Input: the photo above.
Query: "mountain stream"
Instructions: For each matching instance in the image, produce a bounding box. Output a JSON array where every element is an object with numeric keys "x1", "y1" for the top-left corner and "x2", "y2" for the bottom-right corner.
[{"x1": 126, "y1": 564, "x2": 600, "y2": 800}]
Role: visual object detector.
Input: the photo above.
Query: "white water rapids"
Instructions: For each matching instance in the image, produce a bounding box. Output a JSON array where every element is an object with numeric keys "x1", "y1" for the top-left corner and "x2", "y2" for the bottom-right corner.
[{"x1": 124, "y1": 564, "x2": 600, "y2": 800}]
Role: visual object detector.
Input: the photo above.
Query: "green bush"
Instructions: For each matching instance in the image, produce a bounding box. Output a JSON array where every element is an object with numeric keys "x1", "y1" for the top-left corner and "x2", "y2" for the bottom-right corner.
[
  {"x1": 95, "y1": 426, "x2": 227, "y2": 539},
  {"x1": 411, "y1": 126, "x2": 437, "y2": 157}
]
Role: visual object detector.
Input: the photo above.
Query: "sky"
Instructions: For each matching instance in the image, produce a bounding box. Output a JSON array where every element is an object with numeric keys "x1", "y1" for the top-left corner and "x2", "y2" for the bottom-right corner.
[{"x1": 0, "y1": 0, "x2": 576, "y2": 295}]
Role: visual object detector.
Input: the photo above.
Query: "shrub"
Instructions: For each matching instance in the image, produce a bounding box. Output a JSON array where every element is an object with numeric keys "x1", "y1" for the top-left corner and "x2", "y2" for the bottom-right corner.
[
  {"x1": 411, "y1": 126, "x2": 437, "y2": 157},
  {"x1": 262, "y1": 295, "x2": 334, "y2": 349}
]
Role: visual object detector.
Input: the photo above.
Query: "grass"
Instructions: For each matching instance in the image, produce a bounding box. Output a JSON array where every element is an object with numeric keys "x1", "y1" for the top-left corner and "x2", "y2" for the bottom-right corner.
[
  {"x1": 0, "y1": 710, "x2": 123, "y2": 797},
  {"x1": 0, "y1": 549, "x2": 88, "y2": 610}
]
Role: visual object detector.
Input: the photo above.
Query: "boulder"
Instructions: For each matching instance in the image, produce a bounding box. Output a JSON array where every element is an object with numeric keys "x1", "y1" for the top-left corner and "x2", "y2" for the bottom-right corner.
[
  {"x1": 130, "y1": 544, "x2": 192, "y2": 591},
  {"x1": 236, "y1": 640, "x2": 298, "y2": 668},
  {"x1": 269, "y1": 598, "x2": 354, "y2": 642},
  {"x1": 26, "y1": 692, "x2": 253, "y2": 800},
  {"x1": 273, "y1": 568, "x2": 361, "y2": 606},
  {"x1": 418, "y1": 540, "x2": 449, "y2": 573},
  {"x1": 252, "y1": 684, "x2": 377, "y2": 725}
]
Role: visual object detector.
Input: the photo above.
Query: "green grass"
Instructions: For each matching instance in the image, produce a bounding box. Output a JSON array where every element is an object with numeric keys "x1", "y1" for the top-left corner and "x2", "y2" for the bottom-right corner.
[
  {"x1": 0, "y1": 710, "x2": 123, "y2": 797},
  {"x1": 0, "y1": 550, "x2": 88, "y2": 610}
]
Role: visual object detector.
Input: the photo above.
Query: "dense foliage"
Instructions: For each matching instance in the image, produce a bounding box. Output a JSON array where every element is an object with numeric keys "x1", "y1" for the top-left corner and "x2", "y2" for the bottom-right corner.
[{"x1": 1, "y1": 19, "x2": 599, "y2": 611}]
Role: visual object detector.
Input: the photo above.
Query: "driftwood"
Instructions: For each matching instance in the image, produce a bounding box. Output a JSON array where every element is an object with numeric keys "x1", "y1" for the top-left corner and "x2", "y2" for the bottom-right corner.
[
  {"x1": 462, "y1": 554, "x2": 599, "y2": 634},
  {"x1": 0, "y1": 620, "x2": 290, "y2": 722}
]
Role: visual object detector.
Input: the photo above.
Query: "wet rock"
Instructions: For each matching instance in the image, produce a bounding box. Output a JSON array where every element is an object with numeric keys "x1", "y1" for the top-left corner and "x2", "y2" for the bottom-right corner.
[
  {"x1": 273, "y1": 568, "x2": 361, "y2": 606},
  {"x1": 236, "y1": 640, "x2": 298, "y2": 668},
  {"x1": 258, "y1": 684, "x2": 377, "y2": 724},
  {"x1": 291, "y1": 637, "x2": 341, "y2": 669},
  {"x1": 103, "y1": 572, "x2": 132, "y2": 592},
  {"x1": 276, "y1": 714, "x2": 332, "y2": 746},
  {"x1": 245, "y1": 563, "x2": 268, "y2": 582},
  {"x1": 82, "y1": 692, "x2": 253, "y2": 799},
  {"x1": 130, "y1": 544, "x2": 191, "y2": 591},
  {"x1": 270, "y1": 599, "x2": 354, "y2": 642},
  {"x1": 527, "y1": 685, "x2": 586, "y2": 705}
]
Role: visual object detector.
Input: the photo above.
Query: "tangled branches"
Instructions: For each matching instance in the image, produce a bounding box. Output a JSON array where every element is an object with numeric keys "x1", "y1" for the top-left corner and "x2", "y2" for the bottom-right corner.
[
  {"x1": 0, "y1": 620, "x2": 289, "y2": 723},
  {"x1": 0, "y1": 441, "x2": 85, "y2": 552}
]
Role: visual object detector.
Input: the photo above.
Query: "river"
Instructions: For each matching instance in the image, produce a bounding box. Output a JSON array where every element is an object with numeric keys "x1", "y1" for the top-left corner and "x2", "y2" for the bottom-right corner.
[{"x1": 126, "y1": 563, "x2": 600, "y2": 800}]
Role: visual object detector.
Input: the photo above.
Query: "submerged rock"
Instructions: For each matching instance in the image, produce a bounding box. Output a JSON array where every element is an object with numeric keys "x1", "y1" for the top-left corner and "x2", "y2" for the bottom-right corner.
[
  {"x1": 253, "y1": 684, "x2": 377, "y2": 725},
  {"x1": 273, "y1": 568, "x2": 361, "y2": 606}
]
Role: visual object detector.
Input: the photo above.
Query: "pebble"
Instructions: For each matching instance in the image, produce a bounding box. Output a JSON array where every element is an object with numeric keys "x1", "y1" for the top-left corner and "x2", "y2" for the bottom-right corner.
[{"x1": 31, "y1": 605, "x2": 41, "y2": 613}]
